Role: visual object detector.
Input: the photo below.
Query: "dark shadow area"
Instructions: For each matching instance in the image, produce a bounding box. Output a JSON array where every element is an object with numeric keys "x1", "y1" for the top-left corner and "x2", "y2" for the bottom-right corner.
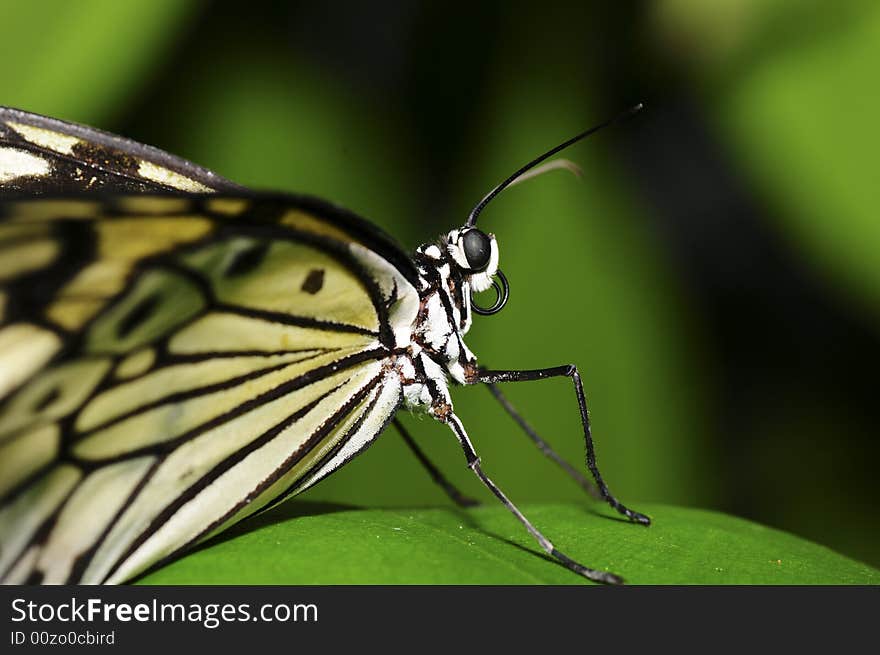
[
  {"x1": 129, "y1": 501, "x2": 357, "y2": 584},
  {"x1": 199, "y1": 498, "x2": 489, "y2": 553},
  {"x1": 200, "y1": 500, "x2": 359, "y2": 550}
]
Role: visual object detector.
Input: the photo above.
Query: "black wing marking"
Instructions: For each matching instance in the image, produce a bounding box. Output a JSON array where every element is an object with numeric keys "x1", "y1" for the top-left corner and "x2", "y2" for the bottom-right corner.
[{"x1": 0, "y1": 106, "x2": 245, "y2": 195}]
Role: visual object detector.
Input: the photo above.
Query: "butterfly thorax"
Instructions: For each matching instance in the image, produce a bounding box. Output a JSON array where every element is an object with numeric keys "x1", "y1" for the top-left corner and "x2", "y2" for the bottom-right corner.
[{"x1": 398, "y1": 228, "x2": 500, "y2": 420}]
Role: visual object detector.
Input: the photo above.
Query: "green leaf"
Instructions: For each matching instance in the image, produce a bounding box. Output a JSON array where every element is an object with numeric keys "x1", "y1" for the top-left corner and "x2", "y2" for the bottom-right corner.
[{"x1": 135, "y1": 502, "x2": 878, "y2": 585}]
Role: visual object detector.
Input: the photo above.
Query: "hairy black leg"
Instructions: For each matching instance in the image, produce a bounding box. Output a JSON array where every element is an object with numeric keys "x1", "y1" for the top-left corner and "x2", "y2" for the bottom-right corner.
[
  {"x1": 477, "y1": 365, "x2": 650, "y2": 526},
  {"x1": 444, "y1": 412, "x2": 623, "y2": 584},
  {"x1": 393, "y1": 418, "x2": 480, "y2": 508}
]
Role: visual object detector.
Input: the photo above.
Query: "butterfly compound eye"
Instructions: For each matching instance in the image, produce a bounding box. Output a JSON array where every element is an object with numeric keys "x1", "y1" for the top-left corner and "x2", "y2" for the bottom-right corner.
[{"x1": 461, "y1": 229, "x2": 492, "y2": 271}]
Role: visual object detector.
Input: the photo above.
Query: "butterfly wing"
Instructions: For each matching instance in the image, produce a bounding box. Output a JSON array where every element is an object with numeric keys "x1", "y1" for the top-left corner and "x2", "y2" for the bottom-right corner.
[
  {"x1": 0, "y1": 193, "x2": 420, "y2": 584},
  {"x1": 0, "y1": 106, "x2": 245, "y2": 195}
]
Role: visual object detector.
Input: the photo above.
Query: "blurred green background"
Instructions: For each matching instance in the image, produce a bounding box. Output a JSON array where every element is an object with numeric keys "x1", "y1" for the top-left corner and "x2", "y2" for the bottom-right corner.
[{"x1": 3, "y1": 0, "x2": 878, "y2": 568}]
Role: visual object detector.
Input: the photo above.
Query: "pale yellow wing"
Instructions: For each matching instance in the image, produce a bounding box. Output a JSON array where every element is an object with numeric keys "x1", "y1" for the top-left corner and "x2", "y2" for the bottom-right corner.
[{"x1": 0, "y1": 194, "x2": 420, "y2": 584}]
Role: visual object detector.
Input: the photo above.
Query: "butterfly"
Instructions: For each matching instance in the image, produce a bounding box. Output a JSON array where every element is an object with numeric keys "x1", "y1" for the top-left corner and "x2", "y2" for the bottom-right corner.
[{"x1": 0, "y1": 105, "x2": 649, "y2": 585}]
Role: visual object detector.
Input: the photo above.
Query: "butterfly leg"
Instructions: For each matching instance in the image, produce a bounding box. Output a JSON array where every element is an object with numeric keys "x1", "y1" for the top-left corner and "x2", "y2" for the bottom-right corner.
[
  {"x1": 484, "y1": 382, "x2": 602, "y2": 500},
  {"x1": 443, "y1": 411, "x2": 623, "y2": 584},
  {"x1": 392, "y1": 419, "x2": 480, "y2": 508},
  {"x1": 476, "y1": 365, "x2": 651, "y2": 526}
]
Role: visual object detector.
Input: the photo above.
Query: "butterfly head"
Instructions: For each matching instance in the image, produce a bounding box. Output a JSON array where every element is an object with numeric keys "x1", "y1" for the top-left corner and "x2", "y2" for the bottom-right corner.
[
  {"x1": 446, "y1": 227, "x2": 498, "y2": 292},
  {"x1": 445, "y1": 227, "x2": 508, "y2": 316}
]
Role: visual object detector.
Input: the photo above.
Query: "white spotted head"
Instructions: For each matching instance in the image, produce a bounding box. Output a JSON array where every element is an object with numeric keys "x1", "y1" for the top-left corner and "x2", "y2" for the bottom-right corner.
[{"x1": 445, "y1": 227, "x2": 499, "y2": 293}]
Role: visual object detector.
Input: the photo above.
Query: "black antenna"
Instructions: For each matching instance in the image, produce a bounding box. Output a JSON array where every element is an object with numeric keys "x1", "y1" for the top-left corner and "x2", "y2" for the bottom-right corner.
[{"x1": 466, "y1": 102, "x2": 644, "y2": 227}]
